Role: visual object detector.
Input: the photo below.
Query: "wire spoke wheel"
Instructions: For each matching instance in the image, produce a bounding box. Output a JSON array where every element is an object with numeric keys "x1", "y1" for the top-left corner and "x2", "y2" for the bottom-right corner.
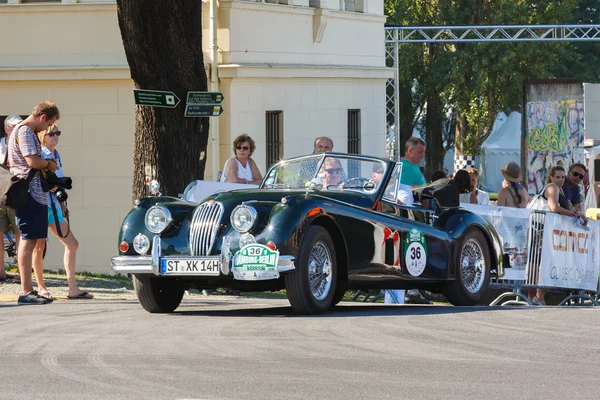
[
  {"x1": 460, "y1": 238, "x2": 486, "y2": 294},
  {"x1": 308, "y1": 241, "x2": 333, "y2": 301}
]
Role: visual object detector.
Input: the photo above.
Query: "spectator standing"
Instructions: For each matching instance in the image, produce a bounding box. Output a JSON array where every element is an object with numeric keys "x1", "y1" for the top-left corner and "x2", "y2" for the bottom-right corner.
[
  {"x1": 497, "y1": 162, "x2": 529, "y2": 208},
  {"x1": 564, "y1": 163, "x2": 586, "y2": 213},
  {"x1": 31, "y1": 125, "x2": 93, "y2": 300},
  {"x1": 8, "y1": 101, "x2": 59, "y2": 305},
  {"x1": 400, "y1": 137, "x2": 426, "y2": 186},
  {"x1": 399, "y1": 137, "x2": 429, "y2": 303},
  {"x1": 453, "y1": 170, "x2": 477, "y2": 204},
  {"x1": 467, "y1": 167, "x2": 490, "y2": 205},
  {"x1": 220, "y1": 134, "x2": 262, "y2": 184},
  {"x1": 0, "y1": 115, "x2": 23, "y2": 283}
]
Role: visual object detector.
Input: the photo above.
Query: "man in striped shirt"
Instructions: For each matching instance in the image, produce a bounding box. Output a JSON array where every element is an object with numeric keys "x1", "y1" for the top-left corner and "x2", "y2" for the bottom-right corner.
[{"x1": 8, "y1": 101, "x2": 60, "y2": 305}]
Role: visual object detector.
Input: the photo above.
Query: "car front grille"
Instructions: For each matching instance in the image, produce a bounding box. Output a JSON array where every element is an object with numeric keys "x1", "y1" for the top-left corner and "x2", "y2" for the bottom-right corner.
[{"x1": 189, "y1": 201, "x2": 224, "y2": 256}]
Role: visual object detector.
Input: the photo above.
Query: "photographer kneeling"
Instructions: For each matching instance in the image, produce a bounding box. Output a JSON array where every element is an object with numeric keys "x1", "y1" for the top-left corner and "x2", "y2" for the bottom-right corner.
[{"x1": 32, "y1": 125, "x2": 93, "y2": 300}]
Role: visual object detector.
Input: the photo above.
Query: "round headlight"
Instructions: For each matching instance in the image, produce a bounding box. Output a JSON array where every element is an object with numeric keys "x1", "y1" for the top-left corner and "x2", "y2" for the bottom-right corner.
[
  {"x1": 230, "y1": 205, "x2": 257, "y2": 233},
  {"x1": 145, "y1": 206, "x2": 172, "y2": 234},
  {"x1": 133, "y1": 233, "x2": 150, "y2": 255}
]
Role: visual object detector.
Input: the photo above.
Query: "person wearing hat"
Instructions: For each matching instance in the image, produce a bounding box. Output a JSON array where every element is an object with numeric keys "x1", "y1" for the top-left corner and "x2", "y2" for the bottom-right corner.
[
  {"x1": 0, "y1": 115, "x2": 23, "y2": 283},
  {"x1": 497, "y1": 161, "x2": 529, "y2": 208}
]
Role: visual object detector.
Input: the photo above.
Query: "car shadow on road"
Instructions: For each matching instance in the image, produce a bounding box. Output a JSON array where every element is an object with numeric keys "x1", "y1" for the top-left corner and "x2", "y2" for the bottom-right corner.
[{"x1": 172, "y1": 303, "x2": 537, "y2": 318}]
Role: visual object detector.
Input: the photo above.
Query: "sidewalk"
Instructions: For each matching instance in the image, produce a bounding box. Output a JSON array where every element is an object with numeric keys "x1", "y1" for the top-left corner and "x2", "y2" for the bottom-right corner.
[{"x1": 0, "y1": 271, "x2": 136, "y2": 303}]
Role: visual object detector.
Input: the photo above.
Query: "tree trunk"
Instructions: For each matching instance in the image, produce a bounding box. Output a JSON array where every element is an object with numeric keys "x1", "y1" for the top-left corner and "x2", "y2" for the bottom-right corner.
[
  {"x1": 455, "y1": 112, "x2": 467, "y2": 157},
  {"x1": 116, "y1": 1, "x2": 209, "y2": 201},
  {"x1": 424, "y1": 90, "x2": 444, "y2": 180}
]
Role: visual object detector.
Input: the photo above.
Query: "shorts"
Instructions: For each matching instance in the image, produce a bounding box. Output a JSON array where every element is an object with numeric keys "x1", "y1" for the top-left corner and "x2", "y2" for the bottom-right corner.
[
  {"x1": 48, "y1": 204, "x2": 65, "y2": 225},
  {"x1": 15, "y1": 195, "x2": 48, "y2": 240},
  {"x1": 0, "y1": 205, "x2": 17, "y2": 233}
]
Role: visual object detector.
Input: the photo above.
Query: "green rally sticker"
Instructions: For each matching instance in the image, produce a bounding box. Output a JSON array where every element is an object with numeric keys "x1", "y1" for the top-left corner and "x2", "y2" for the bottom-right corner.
[
  {"x1": 233, "y1": 244, "x2": 280, "y2": 281},
  {"x1": 404, "y1": 228, "x2": 427, "y2": 277}
]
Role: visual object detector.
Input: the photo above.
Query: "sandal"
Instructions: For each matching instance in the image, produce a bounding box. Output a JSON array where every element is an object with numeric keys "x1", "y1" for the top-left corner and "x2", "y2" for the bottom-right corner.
[{"x1": 37, "y1": 289, "x2": 53, "y2": 300}]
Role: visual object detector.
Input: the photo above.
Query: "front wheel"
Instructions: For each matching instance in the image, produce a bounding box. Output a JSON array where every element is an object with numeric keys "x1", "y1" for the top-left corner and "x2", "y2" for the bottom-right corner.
[
  {"x1": 285, "y1": 225, "x2": 337, "y2": 314},
  {"x1": 444, "y1": 229, "x2": 491, "y2": 306},
  {"x1": 133, "y1": 274, "x2": 184, "y2": 313}
]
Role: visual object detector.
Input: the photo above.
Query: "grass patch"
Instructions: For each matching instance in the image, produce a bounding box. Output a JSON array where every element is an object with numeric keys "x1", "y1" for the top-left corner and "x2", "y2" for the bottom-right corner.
[{"x1": 243, "y1": 290, "x2": 288, "y2": 299}]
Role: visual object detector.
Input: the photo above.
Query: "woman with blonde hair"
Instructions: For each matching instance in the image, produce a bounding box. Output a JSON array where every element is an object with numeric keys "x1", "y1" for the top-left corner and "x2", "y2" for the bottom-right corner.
[
  {"x1": 32, "y1": 124, "x2": 93, "y2": 299},
  {"x1": 220, "y1": 134, "x2": 262, "y2": 184}
]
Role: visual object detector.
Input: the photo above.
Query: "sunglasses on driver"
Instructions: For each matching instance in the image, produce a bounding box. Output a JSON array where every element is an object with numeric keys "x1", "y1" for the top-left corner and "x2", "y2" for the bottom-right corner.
[
  {"x1": 325, "y1": 168, "x2": 343, "y2": 174},
  {"x1": 236, "y1": 146, "x2": 250, "y2": 150}
]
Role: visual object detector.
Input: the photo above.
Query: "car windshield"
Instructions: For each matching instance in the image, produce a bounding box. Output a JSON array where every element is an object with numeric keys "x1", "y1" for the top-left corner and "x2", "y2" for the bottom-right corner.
[{"x1": 262, "y1": 155, "x2": 387, "y2": 193}]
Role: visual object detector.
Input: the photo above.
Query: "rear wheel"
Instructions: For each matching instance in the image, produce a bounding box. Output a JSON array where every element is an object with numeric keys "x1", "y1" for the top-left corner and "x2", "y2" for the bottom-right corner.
[
  {"x1": 133, "y1": 274, "x2": 184, "y2": 313},
  {"x1": 444, "y1": 229, "x2": 490, "y2": 306},
  {"x1": 285, "y1": 225, "x2": 337, "y2": 314}
]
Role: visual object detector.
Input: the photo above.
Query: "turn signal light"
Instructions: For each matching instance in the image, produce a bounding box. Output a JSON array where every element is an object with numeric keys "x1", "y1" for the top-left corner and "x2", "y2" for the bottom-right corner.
[
  {"x1": 119, "y1": 241, "x2": 129, "y2": 253},
  {"x1": 266, "y1": 242, "x2": 277, "y2": 251}
]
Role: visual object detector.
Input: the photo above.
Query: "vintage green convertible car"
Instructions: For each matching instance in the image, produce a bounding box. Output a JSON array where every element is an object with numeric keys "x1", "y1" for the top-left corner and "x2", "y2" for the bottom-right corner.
[{"x1": 112, "y1": 153, "x2": 504, "y2": 314}]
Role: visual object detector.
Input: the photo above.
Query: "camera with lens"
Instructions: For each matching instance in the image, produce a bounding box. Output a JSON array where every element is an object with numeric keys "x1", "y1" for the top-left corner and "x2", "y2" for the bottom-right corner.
[{"x1": 42, "y1": 171, "x2": 73, "y2": 202}]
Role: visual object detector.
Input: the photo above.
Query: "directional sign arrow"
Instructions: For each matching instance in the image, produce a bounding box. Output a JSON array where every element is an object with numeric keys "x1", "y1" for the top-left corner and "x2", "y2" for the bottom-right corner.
[
  {"x1": 185, "y1": 104, "x2": 224, "y2": 117},
  {"x1": 134, "y1": 89, "x2": 181, "y2": 108},
  {"x1": 187, "y1": 91, "x2": 224, "y2": 105}
]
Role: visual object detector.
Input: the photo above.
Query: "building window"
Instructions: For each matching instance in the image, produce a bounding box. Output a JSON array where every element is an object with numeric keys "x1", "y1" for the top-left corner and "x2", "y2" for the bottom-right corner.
[
  {"x1": 348, "y1": 109, "x2": 361, "y2": 178},
  {"x1": 266, "y1": 111, "x2": 283, "y2": 168}
]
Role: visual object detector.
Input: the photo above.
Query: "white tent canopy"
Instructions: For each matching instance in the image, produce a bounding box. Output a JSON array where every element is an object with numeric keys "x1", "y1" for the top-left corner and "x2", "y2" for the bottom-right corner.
[{"x1": 479, "y1": 111, "x2": 521, "y2": 192}]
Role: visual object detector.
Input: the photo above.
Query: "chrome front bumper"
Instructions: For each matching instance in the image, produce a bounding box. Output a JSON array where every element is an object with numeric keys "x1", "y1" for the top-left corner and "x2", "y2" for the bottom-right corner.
[{"x1": 111, "y1": 235, "x2": 295, "y2": 277}]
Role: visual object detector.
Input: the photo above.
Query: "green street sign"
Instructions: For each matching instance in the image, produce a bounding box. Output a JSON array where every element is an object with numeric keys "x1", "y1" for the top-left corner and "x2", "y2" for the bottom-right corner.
[
  {"x1": 187, "y1": 91, "x2": 224, "y2": 105},
  {"x1": 134, "y1": 89, "x2": 180, "y2": 108},
  {"x1": 185, "y1": 104, "x2": 224, "y2": 117}
]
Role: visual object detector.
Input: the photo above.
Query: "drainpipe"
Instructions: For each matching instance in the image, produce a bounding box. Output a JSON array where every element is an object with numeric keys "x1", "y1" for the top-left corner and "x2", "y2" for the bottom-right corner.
[{"x1": 209, "y1": 0, "x2": 220, "y2": 180}]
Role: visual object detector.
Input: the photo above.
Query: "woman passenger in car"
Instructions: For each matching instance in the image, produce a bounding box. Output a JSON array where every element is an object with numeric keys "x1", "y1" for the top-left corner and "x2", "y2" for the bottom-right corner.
[
  {"x1": 220, "y1": 134, "x2": 263, "y2": 184},
  {"x1": 453, "y1": 169, "x2": 477, "y2": 204}
]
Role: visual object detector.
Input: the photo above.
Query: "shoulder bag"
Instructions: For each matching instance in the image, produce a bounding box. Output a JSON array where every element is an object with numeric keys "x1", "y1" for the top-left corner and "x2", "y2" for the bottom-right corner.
[
  {"x1": 526, "y1": 184, "x2": 551, "y2": 212},
  {"x1": 0, "y1": 125, "x2": 38, "y2": 210}
]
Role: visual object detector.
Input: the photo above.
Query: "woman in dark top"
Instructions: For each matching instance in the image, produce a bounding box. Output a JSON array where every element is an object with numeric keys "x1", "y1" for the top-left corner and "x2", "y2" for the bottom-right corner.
[
  {"x1": 530, "y1": 166, "x2": 586, "y2": 305},
  {"x1": 542, "y1": 166, "x2": 579, "y2": 217}
]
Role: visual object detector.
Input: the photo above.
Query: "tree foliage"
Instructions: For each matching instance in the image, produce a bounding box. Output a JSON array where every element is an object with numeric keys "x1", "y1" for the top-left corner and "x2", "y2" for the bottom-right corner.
[
  {"x1": 385, "y1": 0, "x2": 596, "y2": 174},
  {"x1": 116, "y1": 1, "x2": 209, "y2": 200}
]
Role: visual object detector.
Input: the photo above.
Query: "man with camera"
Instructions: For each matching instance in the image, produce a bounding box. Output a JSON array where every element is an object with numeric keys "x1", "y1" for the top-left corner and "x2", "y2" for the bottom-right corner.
[{"x1": 8, "y1": 101, "x2": 60, "y2": 305}]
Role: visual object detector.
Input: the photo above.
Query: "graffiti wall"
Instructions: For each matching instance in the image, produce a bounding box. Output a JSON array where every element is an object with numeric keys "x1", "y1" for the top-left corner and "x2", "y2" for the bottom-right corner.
[{"x1": 525, "y1": 81, "x2": 585, "y2": 195}]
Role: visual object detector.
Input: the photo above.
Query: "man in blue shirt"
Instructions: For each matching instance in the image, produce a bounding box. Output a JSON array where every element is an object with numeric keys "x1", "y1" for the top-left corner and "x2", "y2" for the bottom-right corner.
[
  {"x1": 564, "y1": 163, "x2": 586, "y2": 213},
  {"x1": 400, "y1": 137, "x2": 426, "y2": 186}
]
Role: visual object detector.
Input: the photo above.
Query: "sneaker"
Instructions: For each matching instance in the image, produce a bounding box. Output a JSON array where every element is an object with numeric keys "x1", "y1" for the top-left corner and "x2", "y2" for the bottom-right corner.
[
  {"x1": 17, "y1": 291, "x2": 52, "y2": 305},
  {"x1": 405, "y1": 293, "x2": 432, "y2": 305}
]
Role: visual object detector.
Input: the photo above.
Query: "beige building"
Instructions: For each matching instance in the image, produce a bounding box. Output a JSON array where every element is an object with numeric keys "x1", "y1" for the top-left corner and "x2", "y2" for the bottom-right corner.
[{"x1": 0, "y1": 0, "x2": 391, "y2": 273}]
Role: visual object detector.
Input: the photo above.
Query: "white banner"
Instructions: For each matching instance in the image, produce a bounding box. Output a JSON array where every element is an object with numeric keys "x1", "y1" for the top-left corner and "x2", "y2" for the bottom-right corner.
[
  {"x1": 462, "y1": 204, "x2": 531, "y2": 281},
  {"x1": 538, "y1": 214, "x2": 600, "y2": 291}
]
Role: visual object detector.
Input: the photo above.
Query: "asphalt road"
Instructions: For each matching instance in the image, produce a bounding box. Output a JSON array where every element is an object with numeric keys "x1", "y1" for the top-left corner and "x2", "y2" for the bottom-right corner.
[{"x1": 1, "y1": 298, "x2": 599, "y2": 400}]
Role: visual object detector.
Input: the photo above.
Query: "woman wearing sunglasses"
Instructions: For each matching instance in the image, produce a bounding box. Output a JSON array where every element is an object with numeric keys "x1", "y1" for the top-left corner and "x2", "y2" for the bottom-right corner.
[
  {"x1": 220, "y1": 133, "x2": 263, "y2": 184},
  {"x1": 31, "y1": 125, "x2": 93, "y2": 300}
]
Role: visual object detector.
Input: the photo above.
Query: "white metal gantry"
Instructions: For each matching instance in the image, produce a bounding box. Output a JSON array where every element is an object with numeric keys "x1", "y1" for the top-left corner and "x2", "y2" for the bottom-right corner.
[{"x1": 385, "y1": 24, "x2": 600, "y2": 158}]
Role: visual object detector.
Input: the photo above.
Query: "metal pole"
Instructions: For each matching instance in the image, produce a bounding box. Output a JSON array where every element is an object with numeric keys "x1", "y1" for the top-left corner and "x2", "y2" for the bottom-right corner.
[
  {"x1": 210, "y1": 0, "x2": 220, "y2": 181},
  {"x1": 393, "y1": 29, "x2": 400, "y2": 160}
]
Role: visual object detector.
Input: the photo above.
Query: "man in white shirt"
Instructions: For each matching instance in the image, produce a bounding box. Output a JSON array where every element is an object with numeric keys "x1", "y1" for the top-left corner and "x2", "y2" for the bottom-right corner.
[
  {"x1": 0, "y1": 115, "x2": 23, "y2": 283},
  {"x1": 467, "y1": 167, "x2": 490, "y2": 205}
]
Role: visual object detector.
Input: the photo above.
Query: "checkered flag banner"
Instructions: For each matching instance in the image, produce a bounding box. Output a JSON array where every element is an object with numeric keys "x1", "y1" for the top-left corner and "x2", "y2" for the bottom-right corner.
[{"x1": 454, "y1": 155, "x2": 476, "y2": 173}]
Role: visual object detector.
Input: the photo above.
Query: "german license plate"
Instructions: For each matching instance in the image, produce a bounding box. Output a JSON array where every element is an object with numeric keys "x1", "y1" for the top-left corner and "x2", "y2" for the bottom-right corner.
[{"x1": 160, "y1": 258, "x2": 220, "y2": 276}]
